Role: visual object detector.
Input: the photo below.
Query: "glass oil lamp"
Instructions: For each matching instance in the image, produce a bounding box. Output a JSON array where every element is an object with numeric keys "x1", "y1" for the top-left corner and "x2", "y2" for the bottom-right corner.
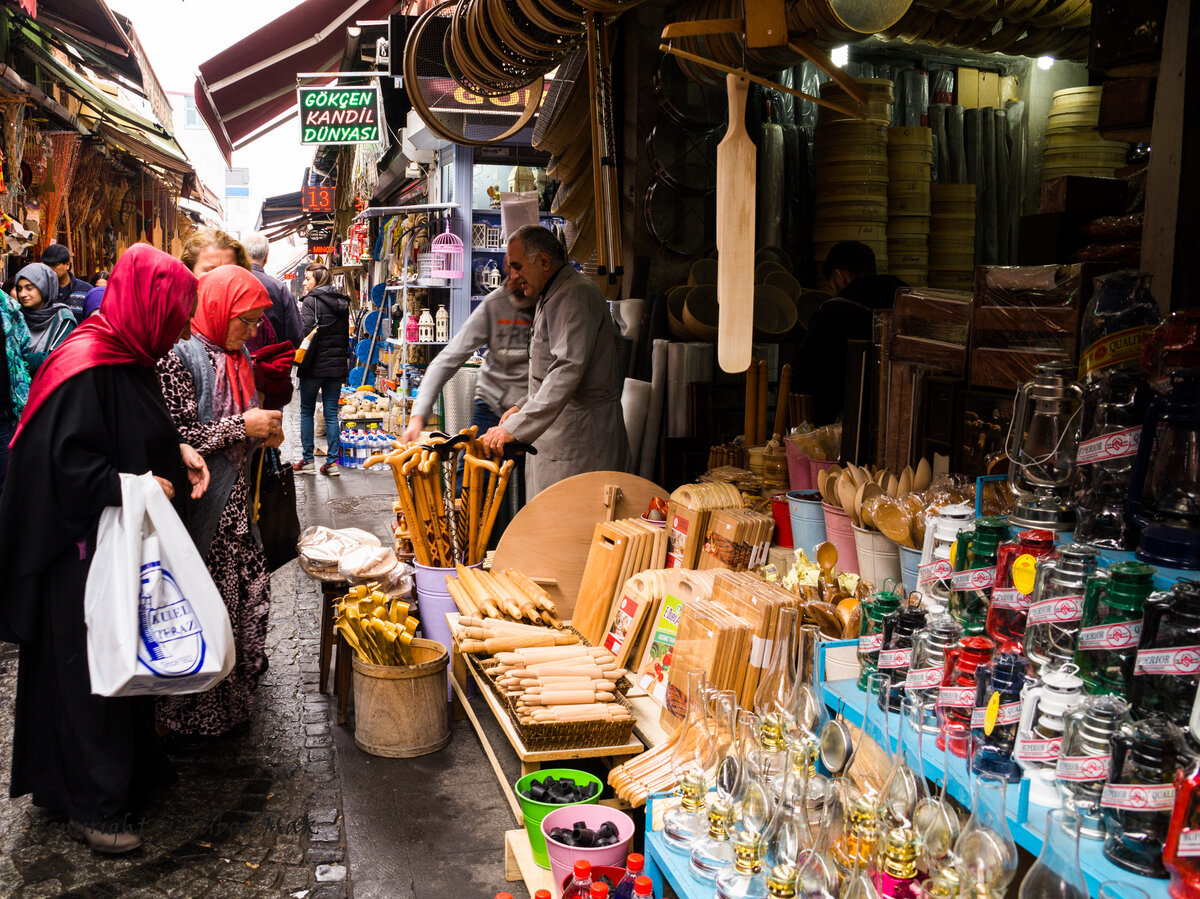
[
  {"x1": 1005, "y1": 361, "x2": 1084, "y2": 532},
  {"x1": 919, "y1": 502, "x2": 975, "y2": 612},
  {"x1": 692, "y1": 701, "x2": 748, "y2": 879},
  {"x1": 858, "y1": 581, "x2": 903, "y2": 690},
  {"x1": 875, "y1": 827, "x2": 921, "y2": 899},
  {"x1": 833, "y1": 793, "x2": 881, "y2": 884},
  {"x1": 1127, "y1": 370, "x2": 1200, "y2": 570},
  {"x1": 878, "y1": 602, "x2": 927, "y2": 712},
  {"x1": 1102, "y1": 715, "x2": 1189, "y2": 878},
  {"x1": 970, "y1": 651, "x2": 1030, "y2": 782},
  {"x1": 953, "y1": 772, "x2": 1019, "y2": 895},
  {"x1": 877, "y1": 694, "x2": 927, "y2": 834},
  {"x1": 1074, "y1": 560, "x2": 1157, "y2": 696},
  {"x1": 755, "y1": 606, "x2": 799, "y2": 779},
  {"x1": 1025, "y1": 543, "x2": 1099, "y2": 675},
  {"x1": 1165, "y1": 756, "x2": 1200, "y2": 899},
  {"x1": 795, "y1": 779, "x2": 842, "y2": 899},
  {"x1": 949, "y1": 517, "x2": 1011, "y2": 636},
  {"x1": 1130, "y1": 579, "x2": 1200, "y2": 728},
  {"x1": 986, "y1": 528, "x2": 1056, "y2": 654},
  {"x1": 1014, "y1": 664, "x2": 1085, "y2": 808},
  {"x1": 907, "y1": 613, "x2": 963, "y2": 733},
  {"x1": 1056, "y1": 694, "x2": 1130, "y2": 840},
  {"x1": 715, "y1": 750, "x2": 774, "y2": 899},
  {"x1": 1017, "y1": 807, "x2": 1088, "y2": 899},
  {"x1": 663, "y1": 667, "x2": 717, "y2": 851},
  {"x1": 937, "y1": 636, "x2": 996, "y2": 758}
]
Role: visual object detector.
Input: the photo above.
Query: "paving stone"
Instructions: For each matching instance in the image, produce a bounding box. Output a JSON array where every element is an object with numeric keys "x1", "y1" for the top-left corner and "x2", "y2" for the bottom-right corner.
[
  {"x1": 315, "y1": 863, "x2": 347, "y2": 882},
  {"x1": 307, "y1": 809, "x2": 339, "y2": 827},
  {"x1": 266, "y1": 845, "x2": 305, "y2": 866},
  {"x1": 309, "y1": 823, "x2": 341, "y2": 843},
  {"x1": 305, "y1": 736, "x2": 333, "y2": 749},
  {"x1": 311, "y1": 884, "x2": 347, "y2": 899},
  {"x1": 304, "y1": 724, "x2": 329, "y2": 737},
  {"x1": 305, "y1": 845, "x2": 345, "y2": 865}
]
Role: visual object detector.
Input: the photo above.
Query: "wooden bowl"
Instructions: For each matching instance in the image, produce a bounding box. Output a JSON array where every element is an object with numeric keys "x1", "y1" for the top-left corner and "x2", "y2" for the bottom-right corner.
[
  {"x1": 752, "y1": 284, "x2": 798, "y2": 339},
  {"x1": 688, "y1": 258, "x2": 718, "y2": 286},
  {"x1": 666, "y1": 285, "x2": 694, "y2": 340},
  {"x1": 682, "y1": 284, "x2": 719, "y2": 341}
]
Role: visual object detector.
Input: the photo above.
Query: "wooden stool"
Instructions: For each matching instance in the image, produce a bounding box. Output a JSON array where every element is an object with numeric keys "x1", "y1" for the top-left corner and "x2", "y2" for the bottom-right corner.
[{"x1": 300, "y1": 558, "x2": 353, "y2": 725}]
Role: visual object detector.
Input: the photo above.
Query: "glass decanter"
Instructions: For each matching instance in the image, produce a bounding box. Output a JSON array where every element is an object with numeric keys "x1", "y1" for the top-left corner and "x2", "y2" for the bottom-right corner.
[
  {"x1": 953, "y1": 772, "x2": 1019, "y2": 894},
  {"x1": 876, "y1": 692, "x2": 926, "y2": 833},
  {"x1": 1017, "y1": 807, "x2": 1087, "y2": 899},
  {"x1": 663, "y1": 667, "x2": 717, "y2": 851},
  {"x1": 755, "y1": 605, "x2": 799, "y2": 780},
  {"x1": 690, "y1": 694, "x2": 743, "y2": 878}
]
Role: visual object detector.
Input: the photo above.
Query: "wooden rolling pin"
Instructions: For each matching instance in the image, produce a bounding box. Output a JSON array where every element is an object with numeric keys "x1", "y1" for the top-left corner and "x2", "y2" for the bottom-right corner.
[
  {"x1": 519, "y1": 691, "x2": 617, "y2": 705},
  {"x1": 744, "y1": 361, "x2": 758, "y2": 445},
  {"x1": 756, "y1": 359, "x2": 768, "y2": 446},
  {"x1": 774, "y1": 362, "x2": 791, "y2": 436}
]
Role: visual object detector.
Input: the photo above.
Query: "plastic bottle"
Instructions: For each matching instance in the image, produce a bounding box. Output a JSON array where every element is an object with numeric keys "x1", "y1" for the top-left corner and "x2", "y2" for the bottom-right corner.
[
  {"x1": 633, "y1": 877, "x2": 654, "y2": 898},
  {"x1": 590, "y1": 884, "x2": 609, "y2": 899},
  {"x1": 562, "y1": 860, "x2": 593, "y2": 899},
  {"x1": 614, "y1": 853, "x2": 645, "y2": 899},
  {"x1": 534, "y1": 892, "x2": 551, "y2": 899}
]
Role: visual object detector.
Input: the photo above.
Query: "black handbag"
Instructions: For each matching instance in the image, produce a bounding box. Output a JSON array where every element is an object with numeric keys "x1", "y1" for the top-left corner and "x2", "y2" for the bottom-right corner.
[{"x1": 252, "y1": 447, "x2": 300, "y2": 571}]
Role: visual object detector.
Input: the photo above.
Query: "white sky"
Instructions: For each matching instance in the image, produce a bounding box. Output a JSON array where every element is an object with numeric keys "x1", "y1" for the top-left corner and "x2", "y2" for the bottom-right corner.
[{"x1": 108, "y1": 0, "x2": 316, "y2": 231}]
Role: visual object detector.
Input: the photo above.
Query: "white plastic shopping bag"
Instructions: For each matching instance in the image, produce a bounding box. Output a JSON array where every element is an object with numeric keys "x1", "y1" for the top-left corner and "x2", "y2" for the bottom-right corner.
[{"x1": 85, "y1": 472, "x2": 235, "y2": 696}]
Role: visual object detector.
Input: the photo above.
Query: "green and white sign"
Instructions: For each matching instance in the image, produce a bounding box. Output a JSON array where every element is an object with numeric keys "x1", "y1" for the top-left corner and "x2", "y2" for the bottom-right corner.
[{"x1": 298, "y1": 85, "x2": 381, "y2": 145}]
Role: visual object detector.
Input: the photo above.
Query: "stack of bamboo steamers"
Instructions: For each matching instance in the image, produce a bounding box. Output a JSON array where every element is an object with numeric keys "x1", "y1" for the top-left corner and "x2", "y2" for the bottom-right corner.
[{"x1": 887, "y1": 126, "x2": 933, "y2": 286}]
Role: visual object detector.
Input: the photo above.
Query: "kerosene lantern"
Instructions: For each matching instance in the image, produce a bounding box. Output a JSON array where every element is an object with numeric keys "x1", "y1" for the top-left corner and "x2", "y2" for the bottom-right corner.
[
  {"x1": 1165, "y1": 681, "x2": 1200, "y2": 898},
  {"x1": 1103, "y1": 715, "x2": 1189, "y2": 877},
  {"x1": 907, "y1": 613, "x2": 964, "y2": 733},
  {"x1": 1014, "y1": 664, "x2": 1085, "y2": 807},
  {"x1": 986, "y1": 528, "x2": 1056, "y2": 653},
  {"x1": 937, "y1": 636, "x2": 996, "y2": 757},
  {"x1": 1074, "y1": 560, "x2": 1157, "y2": 697},
  {"x1": 1004, "y1": 362, "x2": 1084, "y2": 532},
  {"x1": 1057, "y1": 694, "x2": 1130, "y2": 840},
  {"x1": 857, "y1": 581, "x2": 903, "y2": 690},
  {"x1": 878, "y1": 602, "x2": 927, "y2": 712},
  {"x1": 1024, "y1": 543, "x2": 1099, "y2": 675},
  {"x1": 919, "y1": 502, "x2": 975, "y2": 612},
  {"x1": 1129, "y1": 580, "x2": 1200, "y2": 729},
  {"x1": 1127, "y1": 371, "x2": 1200, "y2": 570},
  {"x1": 949, "y1": 517, "x2": 1011, "y2": 636},
  {"x1": 970, "y1": 651, "x2": 1030, "y2": 782}
]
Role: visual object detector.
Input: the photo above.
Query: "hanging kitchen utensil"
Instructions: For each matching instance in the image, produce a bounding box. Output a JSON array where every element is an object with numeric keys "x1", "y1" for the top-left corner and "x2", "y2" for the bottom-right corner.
[
  {"x1": 643, "y1": 178, "x2": 716, "y2": 256},
  {"x1": 715, "y1": 73, "x2": 755, "y2": 374},
  {"x1": 646, "y1": 124, "x2": 719, "y2": 195},
  {"x1": 654, "y1": 51, "x2": 728, "y2": 130}
]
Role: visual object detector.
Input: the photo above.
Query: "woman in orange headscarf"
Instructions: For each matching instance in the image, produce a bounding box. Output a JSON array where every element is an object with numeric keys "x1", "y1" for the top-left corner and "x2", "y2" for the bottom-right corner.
[{"x1": 156, "y1": 264, "x2": 284, "y2": 739}]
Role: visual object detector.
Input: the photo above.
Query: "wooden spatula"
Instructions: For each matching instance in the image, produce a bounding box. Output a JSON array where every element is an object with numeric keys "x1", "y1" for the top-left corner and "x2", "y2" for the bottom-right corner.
[{"x1": 716, "y1": 73, "x2": 755, "y2": 374}]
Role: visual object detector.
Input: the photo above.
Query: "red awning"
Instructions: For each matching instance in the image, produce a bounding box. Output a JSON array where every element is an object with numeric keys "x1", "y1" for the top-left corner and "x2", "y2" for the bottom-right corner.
[{"x1": 194, "y1": 0, "x2": 402, "y2": 164}]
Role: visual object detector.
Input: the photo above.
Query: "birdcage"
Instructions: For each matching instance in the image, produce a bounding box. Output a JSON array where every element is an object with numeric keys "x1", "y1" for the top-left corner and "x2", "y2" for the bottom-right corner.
[{"x1": 429, "y1": 217, "x2": 463, "y2": 279}]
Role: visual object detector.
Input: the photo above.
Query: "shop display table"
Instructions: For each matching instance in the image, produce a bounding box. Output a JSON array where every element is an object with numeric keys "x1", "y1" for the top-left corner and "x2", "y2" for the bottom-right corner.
[
  {"x1": 642, "y1": 792, "x2": 707, "y2": 899},
  {"x1": 821, "y1": 677, "x2": 1167, "y2": 896}
]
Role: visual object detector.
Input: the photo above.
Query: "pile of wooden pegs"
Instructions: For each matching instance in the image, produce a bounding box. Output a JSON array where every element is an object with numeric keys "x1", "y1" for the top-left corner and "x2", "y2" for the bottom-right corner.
[{"x1": 365, "y1": 427, "x2": 535, "y2": 567}]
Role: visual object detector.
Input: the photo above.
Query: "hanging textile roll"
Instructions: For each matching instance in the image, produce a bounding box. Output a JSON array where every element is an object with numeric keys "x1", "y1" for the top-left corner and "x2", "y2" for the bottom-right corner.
[
  {"x1": 963, "y1": 107, "x2": 984, "y2": 263},
  {"x1": 946, "y1": 104, "x2": 967, "y2": 184},
  {"x1": 758, "y1": 122, "x2": 784, "y2": 249},
  {"x1": 929, "y1": 104, "x2": 949, "y2": 184},
  {"x1": 993, "y1": 108, "x2": 1011, "y2": 263},
  {"x1": 1006, "y1": 100, "x2": 1026, "y2": 263},
  {"x1": 980, "y1": 109, "x2": 998, "y2": 265}
]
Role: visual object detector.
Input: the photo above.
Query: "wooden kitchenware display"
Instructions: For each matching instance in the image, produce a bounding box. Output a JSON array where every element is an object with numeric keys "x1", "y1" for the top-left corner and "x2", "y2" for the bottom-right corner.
[
  {"x1": 1041, "y1": 86, "x2": 1129, "y2": 181},
  {"x1": 880, "y1": 0, "x2": 1091, "y2": 60}
]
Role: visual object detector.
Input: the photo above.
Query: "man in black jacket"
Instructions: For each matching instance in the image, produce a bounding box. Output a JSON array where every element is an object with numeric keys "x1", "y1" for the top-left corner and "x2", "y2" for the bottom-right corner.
[
  {"x1": 796, "y1": 241, "x2": 906, "y2": 426},
  {"x1": 40, "y1": 244, "x2": 91, "y2": 323},
  {"x1": 244, "y1": 232, "x2": 303, "y2": 347},
  {"x1": 293, "y1": 263, "x2": 350, "y2": 476}
]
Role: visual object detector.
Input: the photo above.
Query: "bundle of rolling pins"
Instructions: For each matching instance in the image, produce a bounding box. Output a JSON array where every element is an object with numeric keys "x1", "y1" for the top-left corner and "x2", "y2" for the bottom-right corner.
[
  {"x1": 452, "y1": 617, "x2": 579, "y2": 654},
  {"x1": 446, "y1": 565, "x2": 562, "y2": 628},
  {"x1": 482, "y1": 646, "x2": 634, "y2": 726}
]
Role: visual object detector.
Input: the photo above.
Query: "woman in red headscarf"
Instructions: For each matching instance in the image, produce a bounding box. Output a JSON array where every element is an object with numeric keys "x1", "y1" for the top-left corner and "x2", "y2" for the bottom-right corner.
[
  {"x1": 155, "y1": 264, "x2": 283, "y2": 741},
  {"x1": 0, "y1": 243, "x2": 210, "y2": 855}
]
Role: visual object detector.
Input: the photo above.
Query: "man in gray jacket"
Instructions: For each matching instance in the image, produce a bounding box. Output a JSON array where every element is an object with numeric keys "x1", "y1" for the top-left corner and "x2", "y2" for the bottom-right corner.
[{"x1": 481, "y1": 225, "x2": 631, "y2": 497}]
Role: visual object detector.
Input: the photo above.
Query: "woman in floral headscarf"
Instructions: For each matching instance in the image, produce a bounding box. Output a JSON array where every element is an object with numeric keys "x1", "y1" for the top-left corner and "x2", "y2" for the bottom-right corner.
[
  {"x1": 156, "y1": 264, "x2": 283, "y2": 739},
  {"x1": 0, "y1": 244, "x2": 209, "y2": 855}
]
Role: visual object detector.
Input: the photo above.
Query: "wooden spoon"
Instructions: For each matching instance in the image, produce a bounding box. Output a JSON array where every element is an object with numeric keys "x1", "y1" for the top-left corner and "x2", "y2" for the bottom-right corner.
[
  {"x1": 884, "y1": 472, "x2": 900, "y2": 498},
  {"x1": 856, "y1": 482, "x2": 884, "y2": 527},
  {"x1": 817, "y1": 467, "x2": 831, "y2": 501},
  {"x1": 914, "y1": 457, "x2": 932, "y2": 492},
  {"x1": 898, "y1": 466, "x2": 913, "y2": 496},
  {"x1": 838, "y1": 477, "x2": 860, "y2": 523},
  {"x1": 847, "y1": 463, "x2": 868, "y2": 488},
  {"x1": 817, "y1": 540, "x2": 838, "y2": 582},
  {"x1": 875, "y1": 500, "x2": 916, "y2": 548}
]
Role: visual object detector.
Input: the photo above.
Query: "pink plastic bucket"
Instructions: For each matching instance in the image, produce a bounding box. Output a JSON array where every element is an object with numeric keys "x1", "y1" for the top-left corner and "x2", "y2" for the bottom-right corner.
[
  {"x1": 822, "y1": 502, "x2": 860, "y2": 575},
  {"x1": 809, "y1": 457, "x2": 838, "y2": 489},
  {"x1": 786, "y1": 439, "x2": 812, "y2": 491},
  {"x1": 542, "y1": 804, "x2": 635, "y2": 898}
]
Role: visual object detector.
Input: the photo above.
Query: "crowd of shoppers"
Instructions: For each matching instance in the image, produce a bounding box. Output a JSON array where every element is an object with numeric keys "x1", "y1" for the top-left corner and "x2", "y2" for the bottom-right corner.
[{"x1": 0, "y1": 229, "x2": 335, "y2": 855}]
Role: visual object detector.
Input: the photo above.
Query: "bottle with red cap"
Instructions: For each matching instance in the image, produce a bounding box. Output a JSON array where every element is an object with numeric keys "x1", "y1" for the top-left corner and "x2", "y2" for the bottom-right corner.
[
  {"x1": 562, "y1": 860, "x2": 593, "y2": 899},
  {"x1": 534, "y1": 892, "x2": 551, "y2": 899},
  {"x1": 614, "y1": 853, "x2": 644, "y2": 899},
  {"x1": 633, "y1": 876, "x2": 654, "y2": 897},
  {"x1": 590, "y1": 884, "x2": 609, "y2": 899}
]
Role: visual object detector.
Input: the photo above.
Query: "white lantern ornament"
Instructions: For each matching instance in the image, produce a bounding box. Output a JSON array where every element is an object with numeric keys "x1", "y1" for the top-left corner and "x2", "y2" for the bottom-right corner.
[
  {"x1": 435, "y1": 305, "x2": 449, "y2": 342},
  {"x1": 417, "y1": 308, "x2": 435, "y2": 343}
]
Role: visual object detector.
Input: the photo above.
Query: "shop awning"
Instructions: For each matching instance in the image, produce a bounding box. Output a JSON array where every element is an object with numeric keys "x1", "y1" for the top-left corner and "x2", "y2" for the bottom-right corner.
[
  {"x1": 34, "y1": 0, "x2": 141, "y2": 83},
  {"x1": 258, "y1": 190, "x2": 315, "y2": 241},
  {"x1": 193, "y1": 0, "x2": 403, "y2": 164}
]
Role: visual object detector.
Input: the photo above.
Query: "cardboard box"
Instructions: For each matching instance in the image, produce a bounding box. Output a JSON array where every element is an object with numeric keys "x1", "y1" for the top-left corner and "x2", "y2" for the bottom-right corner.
[
  {"x1": 978, "y1": 72, "x2": 1000, "y2": 109},
  {"x1": 957, "y1": 67, "x2": 979, "y2": 108},
  {"x1": 1039, "y1": 176, "x2": 1129, "y2": 216}
]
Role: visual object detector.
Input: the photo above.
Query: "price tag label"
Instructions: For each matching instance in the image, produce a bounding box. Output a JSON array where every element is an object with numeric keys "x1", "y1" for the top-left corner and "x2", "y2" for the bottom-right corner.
[
  {"x1": 991, "y1": 588, "x2": 1030, "y2": 611},
  {"x1": 919, "y1": 558, "x2": 954, "y2": 586},
  {"x1": 1012, "y1": 554, "x2": 1038, "y2": 595},
  {"x1": 951, "y1": 566, "x2": 996, "y2": 592},
  {"x1": 938, "y1": 686, "x2": 976, "y2": 709},
  {"x1": 1101, "y1": 783, "x2": 1175, "y2": 812},
  {"x1": 1076, "y1": 426, "x2": 1141, "y2": 465},
  {"x1": 1057, "y1": 754, "x2": 1111, "y2": 782},
  {"x1": 1016, "y1": 737, "x2": 1062, "y2": 763},
  {"x1": 1028, "y1": 595, "x2": 1084, "y2": 626},
  {"x1": 859, "y1": 633, "x2": 884, "y2": 653},
  {"x1": 1078, "y1": 621, "x2": 1141, "y2": 651}
]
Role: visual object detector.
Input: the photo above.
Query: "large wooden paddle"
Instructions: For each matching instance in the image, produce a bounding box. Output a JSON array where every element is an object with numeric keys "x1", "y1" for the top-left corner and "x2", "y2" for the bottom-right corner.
[{"x1": 716, "y1": 73, "x2": 755, "y2": 374}]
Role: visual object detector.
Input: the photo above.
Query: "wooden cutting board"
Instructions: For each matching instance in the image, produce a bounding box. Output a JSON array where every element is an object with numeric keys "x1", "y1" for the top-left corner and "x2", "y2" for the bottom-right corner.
[
  {"x1": 573, "y1": 525, "x2": 629, "y2": 646},
  {"x1": 716, "y1": 73, "x2": 756, "y2": 374}
]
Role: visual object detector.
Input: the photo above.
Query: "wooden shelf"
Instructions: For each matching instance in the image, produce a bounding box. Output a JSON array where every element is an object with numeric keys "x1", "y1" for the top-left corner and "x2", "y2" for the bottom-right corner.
[{"x1": 504, "y1": 829, "x2": 556, "y2": 895}]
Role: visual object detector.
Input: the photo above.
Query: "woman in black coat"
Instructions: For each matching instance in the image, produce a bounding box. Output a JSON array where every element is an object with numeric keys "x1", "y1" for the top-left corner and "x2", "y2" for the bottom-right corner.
[{"x1": 293, "y1": 263, "x2": 350, "y2": 475}]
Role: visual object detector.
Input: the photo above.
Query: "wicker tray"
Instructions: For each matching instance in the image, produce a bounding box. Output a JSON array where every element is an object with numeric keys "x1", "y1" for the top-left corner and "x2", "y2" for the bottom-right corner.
[{"x1": 468, "y1": 655, "x2": 636, "y2": 751}]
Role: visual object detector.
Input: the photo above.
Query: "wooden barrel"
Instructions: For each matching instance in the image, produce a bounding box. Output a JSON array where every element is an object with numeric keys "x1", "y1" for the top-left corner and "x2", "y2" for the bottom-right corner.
[
  {"x1": 889, "y1": 180, "x2": 933, "y2": 200},
  {"x1": 889, "y1": 160, "x2": 934, "y2": 181},
  {"x1": 352, "y1": 639, "x2": 451, "y2": 758},
  {"x1": 815, "y1": 139, "x2": 889, "y2": 162},
  {"x1": 819, "y1": 78, "x2": 895, "y2": 126},
  {"x1": 815, "y1": 121, "x2": 890, "y2": 143},
  {"x1": 815, "y1": 181, "x2": 889, "y2": 203}
]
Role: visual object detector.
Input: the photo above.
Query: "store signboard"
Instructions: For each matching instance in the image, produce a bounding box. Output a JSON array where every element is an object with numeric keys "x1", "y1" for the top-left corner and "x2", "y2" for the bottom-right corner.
[
  {"x1": 307, "y1": 226, "x2": 334, "y2": 254},
  {"x1": 425, "y1": 78, "x2": 543, "y2": 116},
  {"x1": 298, "y1": 86, "x2": 381, "y2": 145},
  {"x1": 301, "y1": 184, "x2": 335, "y2": 213}
]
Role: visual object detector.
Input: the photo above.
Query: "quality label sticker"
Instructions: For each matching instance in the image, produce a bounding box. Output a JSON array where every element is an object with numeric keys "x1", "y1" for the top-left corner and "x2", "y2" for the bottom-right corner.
[
  {"x1": 973, "y1": 698, "x2": 1021, "y2": 731},
  {"x1": 1077, "y1": 621, "x2": 1141, "y2": 651},
  {"x1": 1079, "y1": 325, "x2": 1152, "y2": 377},
  {"x1": 991, "y1": 588, "x2": 1030, "y2": 611},
  {"x1": 1179, "y1": 830, "x2": 1200, "y2": 857},
  {"x1": 906, "y1": 666, "x2": 943, "y2": 689},
  {"x1": 1027, "y1": 595, "x2": 1084, "y2": 626},
  {"x1": 1134, "y1": 645, "x2": 1200, "y2": 676},
  {"x1": 1076, "y1": 426, "x2": 1142, "y2": 465},
  {"x1": 951, "y1": 566, "x2": 996, "y2": 592},
  {"x1": 859, "y1": 633, "x2": 884, "y2": 653},
  {"x1": 1100, "y1": 783, "x2": 1175, "y2": 812},
  {"x1": 878, "y1": 648, "x2": 911, "y2": 669},
  {"x1": 1056, "y1": 754, "x2": 1111, "y2": 781},
  {"x1": 1016, "y1": 737, "x2": 1062, "y2": 763},
  {"x1": 919, "y1": 558, "x2": 954, "y2": 586},
  {"x1": 938, "y1": 686, "x2": 976, "y2": 709}
]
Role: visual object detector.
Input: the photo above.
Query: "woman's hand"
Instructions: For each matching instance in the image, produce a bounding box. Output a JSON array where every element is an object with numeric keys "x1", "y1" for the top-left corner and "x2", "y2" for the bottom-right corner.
[
  {"x1": 180, "y1": 443, "x2": 209, "y2": 499},
  {"x1": 243, "y1": 408, "x2": 284, "y2": 442},
  {"x1": 153, "y1": 475, "x2": 175, "y2": 500}
]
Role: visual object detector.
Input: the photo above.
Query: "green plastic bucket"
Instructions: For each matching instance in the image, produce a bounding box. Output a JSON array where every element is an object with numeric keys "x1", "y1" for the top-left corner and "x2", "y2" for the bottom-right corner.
[{"x1": 515, "y1": 768, "x2": 604, "y2": 868}]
